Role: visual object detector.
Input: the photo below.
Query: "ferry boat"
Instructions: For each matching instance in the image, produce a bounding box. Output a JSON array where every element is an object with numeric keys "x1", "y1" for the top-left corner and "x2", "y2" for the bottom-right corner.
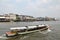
[{"x1": 0, "y1": 24, "x2": 51, "y2": 38}]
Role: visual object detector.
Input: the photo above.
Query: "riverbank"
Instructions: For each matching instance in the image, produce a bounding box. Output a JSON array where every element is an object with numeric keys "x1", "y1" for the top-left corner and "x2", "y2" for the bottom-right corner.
[{"x1": 0, "y1": 20, "x2": 57, "y2": 22}]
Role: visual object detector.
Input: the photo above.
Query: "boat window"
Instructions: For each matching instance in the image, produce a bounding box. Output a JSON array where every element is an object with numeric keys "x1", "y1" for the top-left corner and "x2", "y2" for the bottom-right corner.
[
  {"x1": 28, "y1": 28, "x2": 38, "y2": 31},
  {"x1": 18, "y1": 29, "x2": 26, "y2": 32},
  {"x1": 37, "y1": 26, "x2": 47, "y2": 29}
]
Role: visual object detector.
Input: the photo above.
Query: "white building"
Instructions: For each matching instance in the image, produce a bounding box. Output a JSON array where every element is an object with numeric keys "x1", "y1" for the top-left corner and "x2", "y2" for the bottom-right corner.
[
  {"x1": 4, "y1": 13, "x2": 20, "y2": 21},
  {"x1": 19, "y1": 15, "x2": 35, "y2": 21}
]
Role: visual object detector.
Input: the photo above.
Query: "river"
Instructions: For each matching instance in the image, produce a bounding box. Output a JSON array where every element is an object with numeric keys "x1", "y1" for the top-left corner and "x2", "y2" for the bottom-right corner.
[{"x1": 0, "y1": 21, "x2": 60, "y2": 40}]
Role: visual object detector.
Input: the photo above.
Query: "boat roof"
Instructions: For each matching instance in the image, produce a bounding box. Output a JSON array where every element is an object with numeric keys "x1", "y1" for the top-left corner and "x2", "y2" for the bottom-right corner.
[
  {"x1": 27, "y1": 26, "x2": 37, "y2": 29},
  {"x1": 10, "y1": 24, "x2": 47, "y2": 30},
  {"x1": 10, "y1": 26, "x2": 37, "y2": 30},
  {"x1": 38, "y1": 25, "x2": 46, "y2": 27},
  {"x1": 10, "y1": 27, "x2": 27, "y2": 30}
]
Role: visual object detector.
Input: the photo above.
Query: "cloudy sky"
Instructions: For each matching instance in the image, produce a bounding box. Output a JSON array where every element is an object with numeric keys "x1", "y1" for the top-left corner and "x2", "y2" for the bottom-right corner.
[{"x1": 0, "y1": 0, "x2": 60, "y2": 18}]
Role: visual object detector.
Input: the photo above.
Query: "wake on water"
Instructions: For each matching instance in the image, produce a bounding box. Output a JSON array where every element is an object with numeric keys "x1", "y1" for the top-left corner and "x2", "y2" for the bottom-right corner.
[
  {"x1": 0, "y1": 29, "x2": 51, "y2": 40},
  {"x1": 0, "y1": 34, "x2": 30, "y2": 40}
]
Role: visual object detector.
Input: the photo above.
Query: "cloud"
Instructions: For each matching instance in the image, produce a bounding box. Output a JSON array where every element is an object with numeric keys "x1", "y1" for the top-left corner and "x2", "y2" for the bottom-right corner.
[
  {"x1": 0, "y1": 4, "x2": 17, "y2": 13},
  {"x1": 48, "y1": 5, "x2": 60, "y2": 10},
  {"x1": 24, "y1": 0, "x2": 60, "y2": 12},
  {"x1": 42, "y1": 0, "x2": 48, "y2": 3},
  {"x1": 16, "y1": 0, "x2": 23, "y2": 3},
  {"x1": 23, "y1": 0, "x2": 48, "y2": 11},
  {"x1": 0, "y1": 0, "x2": 60, "y2": 17},
  {"x1": 56, "y1": 5, "x2": 60, "y2": 10},
  {"x1": 42, "y1": 0, "x2": 52, "y2": 3},
  {"x1": 0, "y1": 0, "x2": 11, "y2": 2}
]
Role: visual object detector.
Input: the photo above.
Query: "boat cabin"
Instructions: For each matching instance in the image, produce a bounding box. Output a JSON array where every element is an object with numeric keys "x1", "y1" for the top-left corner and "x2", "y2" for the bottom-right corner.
[
  {"x1": 10, "y1": 27, "x2": 27, "y2": 32},
  {"x1": 10, "y1": 25, "x2": 48, "y2": 32},
  {"x1": 26, "y1": 26, "x2": 38, "y2": 31},
  {"x1": 37, "y1": 25, "x2": 47, "y2": 29}
]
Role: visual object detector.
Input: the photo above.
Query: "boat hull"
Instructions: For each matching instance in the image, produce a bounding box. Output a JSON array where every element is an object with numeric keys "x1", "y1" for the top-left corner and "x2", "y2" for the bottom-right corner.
[
  {"x1": 0, "y1": 29, "x2": 51, "y2": 39},
  {"x1": 18, "y1": 28, "x2": 51, "y2": 35}
]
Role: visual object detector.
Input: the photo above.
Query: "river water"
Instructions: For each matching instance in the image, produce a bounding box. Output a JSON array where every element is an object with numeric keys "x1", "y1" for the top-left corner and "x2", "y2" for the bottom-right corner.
[{"x1": 0, "y1": 21, "x2": 60, "y2": 40}]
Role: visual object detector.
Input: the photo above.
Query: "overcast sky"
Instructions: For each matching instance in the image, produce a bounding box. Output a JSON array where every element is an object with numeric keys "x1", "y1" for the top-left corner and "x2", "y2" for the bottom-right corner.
[{"x1": 0, "y1": 0, "x2": 60, "y2": 18}]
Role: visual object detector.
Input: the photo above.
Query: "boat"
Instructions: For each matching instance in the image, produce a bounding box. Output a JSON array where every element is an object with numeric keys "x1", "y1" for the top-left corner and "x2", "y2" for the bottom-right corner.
[{"x1": 0, "y1": 24, "x2": 51, "y2": 38}]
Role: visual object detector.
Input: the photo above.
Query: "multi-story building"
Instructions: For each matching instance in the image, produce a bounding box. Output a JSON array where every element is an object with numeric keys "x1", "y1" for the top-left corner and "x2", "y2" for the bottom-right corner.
[
  {"x1": 0, "y1": 15, "x2": 10, "y2": 22},
  {"x1": 19, "y1": 15, "x2": 35, "y2": 21},
  {"x1": 4, "y1": 13, "x2": 20, "y2": 21}
]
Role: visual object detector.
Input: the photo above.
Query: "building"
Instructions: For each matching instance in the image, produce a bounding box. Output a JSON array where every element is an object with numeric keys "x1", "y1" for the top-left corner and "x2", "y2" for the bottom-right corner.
[
  {"x1": 4, "y1": 13, "x2": 20, "y2": 21},
  {"x1": 19, "y1": 15, "x2": 35, "y2": 21},
  {"x1": 36, "y1": 17, "x2": 44, "y2": 21},
  {"x1": 4, "y1": 14, "x2": 10, "y2": 20},
  {"x1": 0, "y1": 15, "x2": 10, "y2": 22},
  {"x1": 36, "y1": 17, "x2": 56, "y2": 21}
]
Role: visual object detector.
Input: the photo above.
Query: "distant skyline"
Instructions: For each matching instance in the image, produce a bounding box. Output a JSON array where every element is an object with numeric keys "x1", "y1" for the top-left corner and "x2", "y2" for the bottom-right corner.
[{"x1": 0, "y1": 0, "x2": 60, "y2": 18}]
